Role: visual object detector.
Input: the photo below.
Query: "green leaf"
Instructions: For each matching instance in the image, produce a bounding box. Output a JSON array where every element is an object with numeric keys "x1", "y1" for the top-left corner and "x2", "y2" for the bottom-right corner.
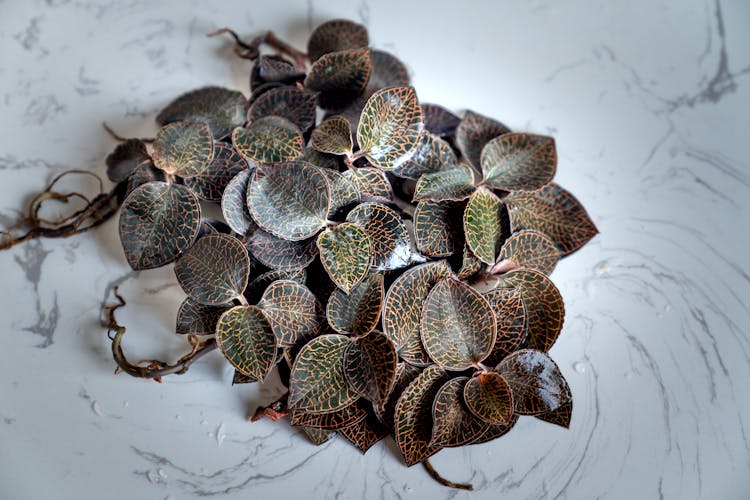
[
  {"x1": 326, "y1": 273, "x2": 383, "y2": 336},
  {"x1": 482, "y1": 287, "x2": 527, "y2": 366},
  {"x1": 421, "y1": 103, "x2": 460, "y2": 137},
  {"x1": 457, "y1": 242, "x2": 483, "y2": 280},
  {"x1": 319, "y1": 168, "x2": 360, "y2": 215},
  {"x1": 118, "y1": 181, "x2": 201, "y2": 270},
  {"x1": 420, "y1": 278, "x2": 496, "y2": 370},
  {"x1": 430, "y1": 377, "x2": 489, "y2": 447},
  {"x1": 233, "y1": 116, "x2": 303, "y2": 164},
  {"x1": 174, "y1": 234, "x2": 250, "y2": 305},
  {"x1": 346, "y1": 203, "x2": 411, "y2": 271},
  {"x1": 374, "y1": 362, "x2": 421, "y2": 430},
  {"x1": 343, "y1": 330, "x2": 398, "y2": 404},
  {"x1": 247, "y1": 86, "x2": 318, "y2": 132},
  {"x1": 536, "y1": 399, "x2": 573, "y2": 428},
  {"x1": 463, "y1": 372, "x2": 513, "y2": 425},
  {"x1": 316, "y1": 223, "x2": 372, "y2": 293},
  {"x1": 455, "y1": 110, "x2": 510, "y2": 168},
  {"x1": 464, "y1": 187, "x2": 504, "y2": 265},
  {"x1": 290, "y1": 399, "x2": 368, "y2": 430},
  {"x1": 246, "y1": 230, "x2": 318, "y2": 271},
  {"x1": 152, "y1": 120, "x2": 214, "y2": 178},
  {"x1": 307, "y1": 19, "x2": 369, "y2": 62},
  {"x1": 497, "y1": 348, "x2": 571, "y2": 415},
  {"x1": 413, "y1": 165, "x2": 475, "y2": 202},
  {"x1": 339, "y1": 412, "x2": 389, "y2": 454},
  {"x1": 481, "y1": 133, "x2": 556, "y2": 191},
  {"x1": 494, "y1": 229, "x2": 559, "y2": 275},
  {"x1": 221, "y1": 169, "x2": 255, "y2": 236},
  {"x1": 357, "y1": 87, "x2": 423, "y2": 170},
  {"x1": 288, "y1": 334, "x2": 361, "y2": 414},
  {"x1": 156, "y1": 86, "x2": 247, "y2": 139},
  {"x1": 311, "y1": 116, "x2": 353, "y2": 156},
  {"x1": 344, "y1": 167, "x2": 393, "y2": 202},
  {"x1": 248, "y1": 162, "x2": 330, "y2": 241},
  {"x1": 175, "y1": 298, "x2": 229, "y2": 335},
  {"x1": 185, "y1": 142, "x2": 249, "y2": 202},
  {"x1": 495, "y1": 268, "x2": 564, "y2": 352},
  {"x1": 105, "y1": 138, "x2": 151, "y2": 183},
  {"x1": 305, "y1": 48, "x2": 372, "y2": 110},
  {"x1": 504, "y1": 182, "x2": 598, "y2": 255},
  {"x1": 382, "y1": 261, "x2": 453, "y2": 365},
  {"x1": 216, "y1": 305, "x2": 277, "y2": 381},
  {"x1": 393, "y1": 133, "x2": 457, "y2": 179},
  {"x1": 244, "y1": 268, "x2": 307, "y2": 304},
  {"x1": 257, "y1": 280, "x2": 322, "y2": 348},
  {"x1": 414, "y1": 200, "x2": 462, "y2": 257},
  {"x1": 394, "y1": 365, "x2": 448, "y2": 466}
]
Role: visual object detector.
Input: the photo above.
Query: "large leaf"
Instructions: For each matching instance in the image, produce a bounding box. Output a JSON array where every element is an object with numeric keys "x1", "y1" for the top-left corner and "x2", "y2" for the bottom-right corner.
[
  {"x1": 463, "y1": 372, "x2": 513, "y2": 425},
  {"x1": 215, "y1": 305, "x2": 277, "y2": 381},
  {"x1": 311, "y1": 116, "x2": 353, "y2": 156},
  {"x1": 305, "y1": 48, "x2": 372, "y2": 110},
  {"x1": 152, "y1": 120, "x2": 214, "y2": 178},
  {"x1": 455, "y1": 110, "x2": 510, "y2": 168},
  {"x1": 393, "y1": 133, "x2": 457, "y2": 180},
  {"x1": 288, "y1": 334, "x2": 360, "y2": 414},
  {"x1": 246, "y1": 230, "x2": 318, "y2": 271},
  {"x1": 105, "y1": 138, "x2": 152, "y2": 183},
  {"x1": 536, "y1": 399, "x2": 573, "y2": 428},
  {"x1": 495, "y1": 268, "x2": 564, "y2": 352},
  {"x1": 464, "y1": 187, "x2": 504, "y2": 265},
  {"x1": 339, "y1": 412, "x2": 389, "y2": 454},
  {"x1": 326, "y1": 273, "x2": 383, "y2": 336},
  {"x1": 247, "y1": 86, "x2": 317, "y2": 133},
  {"x1": 343, "y1": 331, "x2": 398, "y2": 404},
  {"x1": 221, "y1": 169, "x2": 255, "y2": 236},
  {"x1": 233, "y1": 116, "x2": 303, "y2": 164},
  {"x1": 497, "y1": 349, "x2": 571, "y2": 415},
  {"x1": 430, "y1": 377, "x2": 489, "y2": 447},
  {"x1": 412, "y1": 165, "x2": 475, "y2": 202},
  {"x1": 175, "y1": 298, "x2": 229, "y2": 335},
  {"x1": 290, "y1": 400, "x2": 368, "y2": 430},
  {"x1": 307, "y1": 19, "x2": 369, "y2": 62},
  {"x1": 495, "y1": 229, "x2": 559, "y2": 275},
  {"x1": 414, "y1": 200, "x2": 462, "y2": 257},
  {"x1": 421, "y1": 103, "x2": 460, "y2": 137},
  {"x1": 257, "y1": 280, "x2": 322, "y2": 348},
  {"x1": 316, "y1": 223, "x2": 372, "y2": 293},
  {"x1": 185, "y1": 141, "x2": 249, "y2": 202},
  {"x1": 357, "y1": 87, "x2": 423, "y2": 170},
  {"x1": 174, "y1": 234, "x2": 250, "y2": 305},
  {"x1": 394, "y1": 365, "x2": 449, "y2": 466},
  {"x1": 382, "y1": 261, "x2": 454, "y2": 365},
  {"x1": 346, "y1": 203, "x2": 411, "y2": 271},
  {"x1": 118, "y1": 181, "x2": 201, "y2": 270},
  {"x1": 156, "y1": 86, "x2": 247, "y2": 139},
  {"x1": 420, "y1": 278, "x2": 496, "y2": 370},
  {"x1": 482, "y1": 287, "x2": 527, "y2": 365},
  {"x1": 504, "y1": 183, "x2": 598, "y2": 255},
  {"x1": 481, "y1": 133, "x2": 556, "y2": 191},
  {"x1": 344, "y1": 167, "x2": 393, "y2": 202},
  {"x1": 248, "y1": 162, "x2": 330, "y2": 241}
]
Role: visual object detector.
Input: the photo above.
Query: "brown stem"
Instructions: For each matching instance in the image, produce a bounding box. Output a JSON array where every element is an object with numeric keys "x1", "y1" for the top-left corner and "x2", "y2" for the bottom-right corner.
[
  {"x1": 422, "y1": 460, "x2": 474, "y2": 491},
  {"x1": 250, "y1": 391, "x2": 289, "y2": 422},
  {"x1": 102, "y1": 122, "x2": 154, "y2": 143},
  {"x1": 263, "y1": 31, "x2": 308, "y2": 70},
  {"x1": 207, "y1": 28, "x2": 308, "y2": 70}
]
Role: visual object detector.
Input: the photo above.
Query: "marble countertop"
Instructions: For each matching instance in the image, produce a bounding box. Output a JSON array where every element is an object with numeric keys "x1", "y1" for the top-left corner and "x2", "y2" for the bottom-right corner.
[{"x1": 1, "y1": 1, "x2": 749, "y2": 499}]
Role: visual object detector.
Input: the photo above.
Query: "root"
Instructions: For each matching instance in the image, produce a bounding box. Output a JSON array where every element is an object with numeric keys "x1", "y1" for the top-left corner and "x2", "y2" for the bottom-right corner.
[
  {"x1": 422, "y1": 459, "x2": 473, "y2": 491},
  {"x1": 207, "y1": 27, "x2": 308, "y2": 69}
]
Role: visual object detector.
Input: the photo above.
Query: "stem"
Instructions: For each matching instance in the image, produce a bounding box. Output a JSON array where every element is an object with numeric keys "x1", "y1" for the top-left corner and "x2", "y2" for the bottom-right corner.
[
  {"x1": 422, "y1": 460, "x2": 473, "y2": 491},
  {"x1": 263, "y1": 31, "x2": 308, "y2": 70},
  {"x1": 237, "y1": 294, "x2": 249, "y2": 306},
  {"x1": 207, "y1": 28, "x2": 308, "y2": 70},
  {"x1": 350, "y1": 150, "x2": 366, "y2": 161},
  {"x1": 250, "y1": 391, "x2": 289, "y2": 422},
  {"x1": 343, "y1": 155, "x2": 358, "y2": 172},
  {"x1": 102, "y1": 122, "x2": 154, "y2": 143},
  {"x1": 474, "y1": 362, "x2": 492, "y2": 374}
]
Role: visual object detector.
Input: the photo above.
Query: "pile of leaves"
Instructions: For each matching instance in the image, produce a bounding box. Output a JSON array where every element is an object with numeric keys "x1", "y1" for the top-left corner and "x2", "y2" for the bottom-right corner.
[{"x1": 2, "y1": 19, "x2": 597, "y2": 488}]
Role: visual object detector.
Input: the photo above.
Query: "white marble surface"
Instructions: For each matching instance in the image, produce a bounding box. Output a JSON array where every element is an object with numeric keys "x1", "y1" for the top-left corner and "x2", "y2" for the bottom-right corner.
[{"x1": 1, "y1": 0, "x2": 749, "y2": 498}]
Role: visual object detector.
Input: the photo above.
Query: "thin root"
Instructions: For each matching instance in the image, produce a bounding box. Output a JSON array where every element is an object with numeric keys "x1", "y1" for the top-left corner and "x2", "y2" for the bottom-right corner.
[{"x1": 422, "y1": 460, "x2": 474, "y2": 491}]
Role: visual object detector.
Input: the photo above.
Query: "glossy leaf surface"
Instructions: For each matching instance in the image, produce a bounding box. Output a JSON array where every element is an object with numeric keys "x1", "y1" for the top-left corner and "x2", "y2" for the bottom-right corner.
[
  {"x1": 317, "y1": 223, "x2": 371, "y2": 293},
  {"x1": 152, "y1": 120, "x2": 214, "y2": 178},
  {"x1": 536, "y1": 399, "x2": 572, "y2": 428},
  {"x1": 326, "y1": 273, "x2": 383, "y2": 336},
  {"x1": 339, "y1": 413, "x2": 389, "y2": 453},
  {"x1": 311, "y1": 116, "x2": 353, "y2": 156},
  {"x1": 216, "y1": 305, "x2": 277, "y2": 381},
  {"x1": 257, "y1": 280, "x2": 322, "y2": 348},
  {"x1": 290, "y1": 400, "x2": 368, "y2": 430},
  {"x1": 305, "y1": 48, "x2": 372, "y2": 110},
  {"x1": 344, "y1": 167, "x2": 393, "y2": 202},
  {"x1": 156, "y1": 86, "x2": 246, "y2": 139},
  {"x1": 320, "y1": 168, "x2": 360, "y2": 215},
  {"x1": 185, "y1": 141, "x2": 248, "y2": 202},
  {"x1": 430, "y1": 377, "x2": 489, "y2": 447},
  {"x1": 246, "y1": 230, "x2": 317, "y2": 271},
  {"x1": 455, "y1": 110, "x2": 510, "y2": 168},
  {"x1": 247, "y1": 86, "x2": 317, "y2": 132},
  {"x1": 343, "y1": 331, "x2": 398, "y2": 404},
  {"x1": 233, "y1": 116, "x2": 303, "y2": 164},
  {"x1": 375, "y1": 362, "x2": 421, "y2": 429},
  {"x1": 346, "y1": 203, "x2": 411, "y2": 271},
  {"x1": 481, "y1": 133, "x2": 556, "y2": 191},
  {"x1": 413, "y1": 165, "x2": 475, "y2": 202},
  {"x1": 482, "y1": 287, "x2": 527, "y2": 365},
  {"x1": 393, "y1": 133, "x2": 457, "y2": 180},
  {"x1": 414, "y1": 200, "x2": 462, "y2": 257},
  {"x1": 221, "y1": 169, "x2": 255, "y2": 235},
  {"x1": 497, "y1": 349, "x2": 571, "y2": 415},
  {"x1": 421, "y1": 103, "x2": 460, "y2": 137},
  {"x1": 175, "y1": 298, "x2": 229, "y2": 335},
  {"x1": 464, "y1": 372, "x2": 513, "y2": 425},
  {"x1": 464, "y1": 187, "x2": 504, "y2": 265},
  {"x1": 497, "y1": 229, "x2": 559, "y2": 275}
]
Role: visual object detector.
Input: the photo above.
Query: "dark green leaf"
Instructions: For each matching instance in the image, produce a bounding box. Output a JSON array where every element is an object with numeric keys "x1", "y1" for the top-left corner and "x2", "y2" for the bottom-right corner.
[
  {"x1": 393, "y1": 133, "x2": 457, "y2": 179},
  {"x1": 152, "y1": 120, "x2": 214, "y2": 178},
  {"x1": 326, "y1": 273, "x2": 383, "y2": 336},
  {"x1": 175, "y1": 298, "x2": 229, "y2": 335},
  {"x1": 221, "y1": 169, "x2": 255, "y2": 236},
  {"x1": 430, "y1": 377, "x2": 489, "y2": 447},
  {"x1": 343, "y1": 331, "x2": 397, "y2": 404},
  {"x1": 536, "y1": 399, "x2": 572, "y2": 428},
  {"x1": 105, "y1": 139, "x2": 151, "y2": 183},
  {"x1": 257, "y1": 280, "x2": 322, "y2": 348},
  {"x1": 421, "y1": 103, "x2": 460, "y2": 137},
  {"x1": 463, "y1": 372, "x2": 513, "y2": 425},
  {"x1": 305, "y1": 48, "x2": 372, "y2": 110},
  {"x1": 246, "y1": 230, "x2": 318, "y2": 271},
  {"x1": 413, "y1": 165, "x2": 475, "y2": 202},
  {"x1": 464, "y1": 187, "x2": 504, "y2": 265},
  {"x1": 244, "y1": 268, "x2": 307, "y2": 304},
  {"x1": 497, "y1": 348, "x2": 571, "y2": 415},
  {"x1": 340, "y1": 412, "x2": 389, "y2": 453},
  {"x1": 482, "y1": 287, "x2": 527, "y2": 366},
  {"x1": 414, "y1": 200, "x2": 462, "y2": 257},
  {"x1": 495, "y1": 229, "x2": 559, "y2": 275},
  {"x1": 455, "y1": 110, "x2": 510, "y2": 168},
  {"x1": 307, "y1": 19, "x2": 369, "y2": 62},
  {"x1": 156, "y1": 86, "x2": 247, "y2": 139},
  {"x1": 346, "y1": 203, "x2": 411, "y2": 271},
  {"x1": 233, "y1": 116, "x2": 303, "y2": 164},
  {"x1": 456, "y1": 242, "x2": 483, "y2": 280},
  {"x1": 481, "y1": 133, "x2": 556, "y2": 191},
  {"x1": 290, "y1": 399, "x2": 368, "y2": 429},
  {"x1": 344, "y1": 167, "x2": 393, "y2": 202},
  {"x1": 319, "y1": 168, "x2": 360, "y2": 215},
  {"x1": 185, "y1": 141, "x2": 249, "y2": 202},
  {"x1": 311, "y1": 116, "x2": 353, "y2": 156},
  {"x1": 216, "y1": 305, "x2": 277, "y2": 381},
  {"x1": 247, "y1": 86, "x2": 318, "y2": 133},
  {"x1": 317, "y1": 223, "x2": 371, "y2": 293},
  {"x1": 374, "y1": 362, "x2": 421, "y2": 429}
]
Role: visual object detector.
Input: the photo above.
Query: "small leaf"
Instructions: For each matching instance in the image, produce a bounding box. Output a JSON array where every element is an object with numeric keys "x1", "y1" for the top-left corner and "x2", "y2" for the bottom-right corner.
[
  {"x1": 367, "y1": 50, "x2": 410, "y2": 90},
  {"x1": 495, "y1": 229, "x2": 559, "y2": 275},
  {"x1": 152, "y1": 120, "x2": 214, "y2": 178},
  {"x1": 382, "y1": 261, "x2": 453, "y2": 365},
  {"x1": 156, "y1": 86, "x2": 247, "y2": 139},
  {"x1": 504, "y1": 182, "x2": 598, "y2": 255},
  {"x1": 536, "y1": 400, "x2": 572, "y2": 428},
  {"x1": 482, "y1": 288, "x2": 527, "y2": 366},
  {"x1": 496, "y1": 268, "x2": 564, "y2": 352},
  {"x1": 346, "y1": 203, "x2": 411, "y2": 271},
  {"x1": 327, "y1": 273, "x2": 383, "y2": 336},
  {"x1": 393, "y1": 133, "x2": 457, "y2": 180},
  {"x1": 221, "y1": 169, "x2": 255, "y2": 236},
  {"x1": 174, "y1": 234, "x2": 250, "y2": 305},
  {"x1": 463, "y1": 372, "x2": 513, "y2": 425},
  {"x1": 290, "y1": 399, "x2": 368, "y2": 430},
  {"x1": 497, "y1": 349, "x2": 571, "y2": 415},
  {"x1": 232, "y1": 370, "x2": 254, "y2": 385},
  {"x1": 394, "y1": 365, "x2": 449, "y2": 466},
  {"x1": 344, "y1": 167, "x2": 393, "y2": 202},
  {"x1": 233, "y1": 116, "x2": 303, "y2": 164},
  {"x1": 251, "y1": 55, "x2": 305, "y2": 90},
  {"x1": 413, "y1": 165, "x2": 475, "y2": 202},
  {"x1": 357, "y1": 87, "x2": 423, "y2": 170},
  {"x1": 248, "y1": 162, "x2": 330, "y2": 241},
  {"x1": 319, "y1": 168, "x2": 360, "y2": 215},
  {"x1": 464, "y1": 187, "x2": 504, "y2": 265},
  {"x1": 216, "y1": 305, "x2": 277, "y2": 381},
  {"x1": 414, "y1": 200, "x2": 462, "y2": 257},
  {"x1": 305, "y1": 48, "x2": 372, "y2": 110},
  {"x1": 343, "y1": 331, "x2": 398, "y2": 404},
  {"x1": 456, "y1": 242, "x2": 483, "y2": 280},
  {"x1": 420, "y1": 278, "x2": 496, "y2": 370},
  {"x1": 317, "y1": 223, "x2": 372, "y2": 293},
  {"x1": 257, "y1": 280, "x2": 322, "y2": 348},
  {"x1": 105, "y1": 139, "x2": 151, "y2": 183},
  {"x1": 312, "y1": 116, "x2": 353, "y2": 156},
  {"x1": 472, "y1": 413, "x2": 519, "y2": 445},
  {"x1": 307, "y1": 19, "x2": 369, "y2": 62},
  {"x1": 247, "y1": 86, "x2": 318, "y2": 133},
  {"x1": 246, "y1": 230, "x2": 318, "y2": 271},
  {"x1": 288, "y1": 334, "x2": 360, "y2": 414},
  {"x1": 301, "y1": 426, "x2": 333, "y2": 446},
  {"x1": 175, "y1": 298, "x2": 229, "y2": 335},
  {"x1": 339, "y1": 412, "x2": 388, "y2": 453},
  {"x1": 430, "y1": 377, "x2": 489, "y2": 447},
  {"x1": 374, "y1": 362, "x2": 421, "y2": 429},
  {"x1": 421, "y1": 103, "x2": 460, "y2": 137},
  {"x1": 455, "y1": 110, "x2": 510, "y2": 168},
  {"x1": 119, "y1": 181, "x2": 201, "y2": 270},
  {"x1": 185, "y1": 141, "x2": 249, "y2": 202},
  {"x1": 244, "y1": 268, "x2": 307, "y2": 304},
  {"x1": 481, "y1": 133, "x2": 556, "y2": 191}
]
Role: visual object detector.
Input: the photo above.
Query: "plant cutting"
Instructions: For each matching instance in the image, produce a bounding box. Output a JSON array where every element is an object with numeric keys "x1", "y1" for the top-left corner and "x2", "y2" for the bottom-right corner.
[{"x1": 0, "y1": 18, "x2": 597, "y2": 490}]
